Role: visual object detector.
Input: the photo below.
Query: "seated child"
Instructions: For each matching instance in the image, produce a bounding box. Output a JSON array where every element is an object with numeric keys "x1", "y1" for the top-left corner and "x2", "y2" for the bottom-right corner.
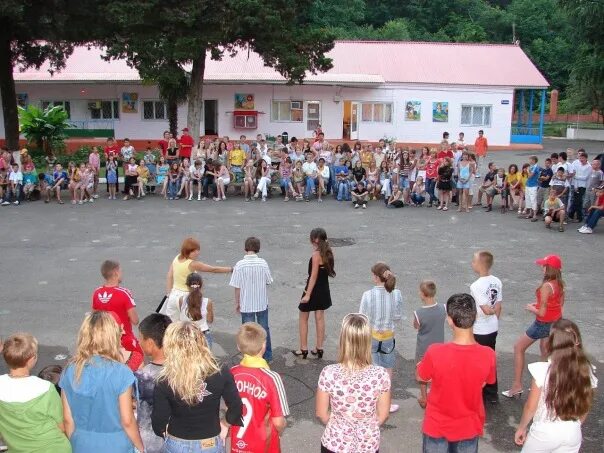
[
  {"x1": 137, "y1": 160, "x2": 149, "y2": 198},
  {"x1": 386, "y1": 185, "x2": 405, "y2": 208},
  {"x1": 38, "y1": 172, "x2": 55, "y2": 203},
  {"x1": 351, "y1": 181, "x2": 369, "y2": 209},
  {"x1": 136, "y1": 313, "x2": 172, "y2": 453},
  {"x1": 2, "y1": 163, "x2": 22, "y2": 205},
  {"x1": 542, "y1": 189, "x2": 566, "y2": 232},
  {"x1": 52, "y1": 164, "x2": 68, "y2": 204},
  {"x1": 230, "y1": 323, "x2": 289, "y2": 453},
  {"x1": 411, "y1": 176, "x2": 427, "y2": 206},
  {"x1": 0, "y1": 333, "x2": 71, "y2": 453}
]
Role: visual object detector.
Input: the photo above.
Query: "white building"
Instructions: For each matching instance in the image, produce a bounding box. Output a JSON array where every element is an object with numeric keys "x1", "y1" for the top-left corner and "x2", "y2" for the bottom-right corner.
[{"x1": 2, "y1": 41, "x2": 549, "y2": 146}]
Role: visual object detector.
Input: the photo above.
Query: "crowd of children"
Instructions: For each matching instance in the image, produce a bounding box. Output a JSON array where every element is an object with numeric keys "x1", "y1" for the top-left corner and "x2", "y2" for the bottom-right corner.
[
  {"x1": 2, "y1": 132, "x2": 603, "y2": 233},
  {"x1": 0, "y1": 232, "x2": 597, "y2": 453}
]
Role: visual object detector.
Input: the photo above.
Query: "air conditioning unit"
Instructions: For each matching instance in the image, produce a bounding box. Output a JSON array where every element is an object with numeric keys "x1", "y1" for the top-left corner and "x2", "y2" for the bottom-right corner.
[{"x1": 88, "y1": 101, "x2": 101, "y2": 110}]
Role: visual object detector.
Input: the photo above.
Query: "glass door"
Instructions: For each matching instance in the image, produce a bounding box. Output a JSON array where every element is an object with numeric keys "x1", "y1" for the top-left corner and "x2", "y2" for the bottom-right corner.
[
  {"x1": 306, "y1": 101, "x2": 321, "y2": 136},
  {"x1": 351, "y1": 102, "x2": 360, "y2": 140}
]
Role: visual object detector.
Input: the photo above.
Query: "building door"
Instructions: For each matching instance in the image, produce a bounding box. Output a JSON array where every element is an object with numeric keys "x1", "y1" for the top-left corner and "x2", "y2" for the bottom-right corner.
[
  {"x1": 350, "y1": 102, "x2": 360, "y2": 140},
  {"x1": 306, "y1": 101, "x2": 321, "y2": 136},
  {"x1": 204, "y1": 100, "x2": 218, "y2": 136}
]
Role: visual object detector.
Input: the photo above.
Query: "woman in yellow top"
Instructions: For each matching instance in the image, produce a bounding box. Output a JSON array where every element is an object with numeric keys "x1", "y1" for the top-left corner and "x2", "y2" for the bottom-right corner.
[
  {"x1": 136, "y1": 159, "x2": 150, "y2": 198},
  {"x1": 164, "y1": 237, "x2": 233, "y2": 321},
  {"x1": 506, "y1": 164, "x2": 526, "y2": 214},
  {"x1": 361, "y1": 145, "x2": 375, "y2": 170}
]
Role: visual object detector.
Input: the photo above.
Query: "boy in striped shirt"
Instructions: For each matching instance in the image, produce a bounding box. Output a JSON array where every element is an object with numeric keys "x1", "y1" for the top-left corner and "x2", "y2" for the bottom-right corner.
[{"x1": 230, "y1": 323, "x2": 289, "y2": 453}]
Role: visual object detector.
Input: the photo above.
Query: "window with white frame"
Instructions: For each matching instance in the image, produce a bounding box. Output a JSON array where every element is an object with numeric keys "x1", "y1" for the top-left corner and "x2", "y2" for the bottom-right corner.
[
  {"x1": 271, "y1": 100, "x2": 303, "y2": 122},
  {"x1": 143, "y1": 100, "x2": 167, "y2": 120},
  {"x1": 461, "y1": 105, "x2": 492, "y2": 127},
  {"x1": 89, "y1": 100, "x2": 119, "y2": 120},
  {"x1": 361, "y1": 102, "x2": 392, "y2": 123},
  {"x1": 41, "y1": 100, "x2": 71, "y2": 118}
]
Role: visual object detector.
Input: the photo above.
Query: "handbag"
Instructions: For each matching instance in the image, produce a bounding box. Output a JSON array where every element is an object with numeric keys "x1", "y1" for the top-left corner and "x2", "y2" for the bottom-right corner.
[{"x1": 155, "y1": 295, "x2": 168, "y2": 314}]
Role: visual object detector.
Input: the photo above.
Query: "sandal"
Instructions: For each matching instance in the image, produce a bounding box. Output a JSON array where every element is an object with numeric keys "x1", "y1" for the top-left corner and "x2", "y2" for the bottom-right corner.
[
  {"x1": 291, "y1": 349, "x2": 308, "y2": 359},
  {"x1": 501, "y1": 389, "x2": 524, "y2": 398},
  {"x1": 443, "y1": 206, "x2": 448, "y2": 211}
]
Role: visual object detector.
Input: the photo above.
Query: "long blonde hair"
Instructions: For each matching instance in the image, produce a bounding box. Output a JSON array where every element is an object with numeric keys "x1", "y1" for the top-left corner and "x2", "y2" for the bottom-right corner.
[
  {"x1": 71, "y1": 311, "x2": 122, "y2": 383},
  {"x1": 158, "y1": 322, "x2": 219, "y2": 405},
  {"x1": 338, "y1": 313, "x2": 372, "y2": 371}
]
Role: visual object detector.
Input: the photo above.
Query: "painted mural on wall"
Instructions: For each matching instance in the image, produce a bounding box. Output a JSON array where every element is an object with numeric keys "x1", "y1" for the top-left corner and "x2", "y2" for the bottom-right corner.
[
  {"x1": 122, "y1": 93, "x2": 138, "y2": 113},
  {"x1": 405, "y1": 101, "x2": 421, "y2": 121},
  {"x1": 234, "y1": 93, "x2": 255, "y2": 110},
  {"x1": 432, "y1": 102, "x2": 448, "y2": 122}
]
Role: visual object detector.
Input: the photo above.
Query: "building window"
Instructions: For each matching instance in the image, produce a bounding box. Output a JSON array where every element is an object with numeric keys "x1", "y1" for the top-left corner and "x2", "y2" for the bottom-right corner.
[
  {"x1": 89, "y1": 100, "x2": 119, "y2": 120},
  {"x1": 361, "y1": 103, "x2": 392, "y2": 123},
  {"x1": 271, "y1": 100, "x2": 303, "y2": 122},
  {"x1": 41, "y1": 101, "x2": 71, "y2": 118},
  {"x1": 461, "y1": 105, "x2": 491, "y2": 127},
  {"x1": 143, "y1": 100, "x2": 167, "y2": 120}
]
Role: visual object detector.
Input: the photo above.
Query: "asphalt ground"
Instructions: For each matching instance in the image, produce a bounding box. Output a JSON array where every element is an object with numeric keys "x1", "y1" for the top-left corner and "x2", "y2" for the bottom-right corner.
[{"x1": 0, "y1": 138, "x2": 602, "y2": 452}]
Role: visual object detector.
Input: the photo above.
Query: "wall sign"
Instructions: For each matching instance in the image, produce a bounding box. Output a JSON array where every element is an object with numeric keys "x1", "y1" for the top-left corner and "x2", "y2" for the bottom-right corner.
[
  {"x1": 501, "y1": 100, "x2": 510, "y2": 105},
  {"x1": 122, "y1": 93, "x2": 138, "y2": 113},
  {"x1": 235, "y1": 93, "x2": 255, "y2": 110},
  {"x1": 432, "y1": 102, "x2": 448, "y2": 122},
  {"x1": 405, "y1": 101, "x2": 421, "y2": 121}
]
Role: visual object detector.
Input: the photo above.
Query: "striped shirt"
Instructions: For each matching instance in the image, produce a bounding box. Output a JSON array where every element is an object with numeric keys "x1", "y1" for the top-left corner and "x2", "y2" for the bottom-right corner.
[
  {"x1": 359, "y1": 286, "x2": 404, "y2": 332},
  {"x1": 229, "y1": 254, "x2": 273, "y2": 313}
]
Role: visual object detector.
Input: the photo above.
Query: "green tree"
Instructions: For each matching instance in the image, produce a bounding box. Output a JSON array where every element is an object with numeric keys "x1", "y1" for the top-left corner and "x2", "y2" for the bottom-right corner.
[
  {"x1": 18, "y1": 104, "x2": 72, "y2": 154},
  {"x1": 103, "y1": 0, "x2": 334, "y2": 139},
  {"x1": 309, "y1": 0, "x2": 366, "y2": 28}
]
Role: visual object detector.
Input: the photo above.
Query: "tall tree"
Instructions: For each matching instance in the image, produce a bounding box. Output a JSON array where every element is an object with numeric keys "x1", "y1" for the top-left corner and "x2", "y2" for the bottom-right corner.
[{"x1": 104, "y1": 0, "x2": 334, "y2": 139}]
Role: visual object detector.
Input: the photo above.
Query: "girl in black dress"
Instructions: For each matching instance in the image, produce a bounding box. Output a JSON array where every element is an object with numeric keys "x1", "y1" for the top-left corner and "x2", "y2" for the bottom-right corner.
[
  {"x1": 292, "y1": 228, "x2": 336, "y2": 359},
  {"x1": 436, "y1": 157, "x2": 454, "y2": 211}
]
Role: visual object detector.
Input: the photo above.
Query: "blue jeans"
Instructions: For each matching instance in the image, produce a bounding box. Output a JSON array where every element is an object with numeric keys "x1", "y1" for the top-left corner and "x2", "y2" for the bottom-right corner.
[
  {"x1": 585, "y1": 208, "x2": 602, "y2": 229},
  {"x1": 422, "y1": 435, "x2": 478, "y2": 453},
  {"x1": 280, "y1": 177, "x2": 291, "y2": 191},
  {"x1": 411, "y1": 193, "x2": 426, "y2": 205},
  {"x1": 425, "y1": 178, "x2": 437, "y2": 204},
  {"x1": 164, "y1": 435, "x2": 224, "y2": 453},
  {"x1": 241, "y1": 309, "x2": 272, "y2": 361},
  {"x1": 168, "y1": 180, "x2": 179, "y2": 199},
  {"x1": 337, "y1": 180, "x2": 350, "y2": 201},
  {"x1": 304, "y1": 176, "x2": 316, "y2": 198}
]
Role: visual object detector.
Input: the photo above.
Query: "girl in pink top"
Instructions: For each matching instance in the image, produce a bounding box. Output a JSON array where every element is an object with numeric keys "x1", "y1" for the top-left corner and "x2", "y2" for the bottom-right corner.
[{"x1": 88, "y1": 147, "x2": 101, "y2": 198}]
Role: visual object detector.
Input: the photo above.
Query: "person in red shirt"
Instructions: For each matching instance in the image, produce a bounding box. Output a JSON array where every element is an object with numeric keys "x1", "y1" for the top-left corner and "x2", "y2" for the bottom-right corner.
[
  {"x1": 503, "y1": 255, "x2": 564, "y2": 398},
  {"x1": 417, "y1": 293, "x2": 496, "y2": 452},
  {"x1": 230, "y1": 323, "x2": 289, "y2": 453},
  {"x1": 158, "y1": 130, "x2": 170, "y2": 157},
  {"x1": 437, "y1": 144, "x2": 453, "y2": 161},
  {"x1": 474, "y1": 130, "x2": 488, "y2": 177},
  {"x1": 92, "y1": 260, "x2": 142, "y2": 355},
  {"x1": 425, "y1": 149, "x2": 440, "y2": 207},
  {"x1": 179, "y1": 128, "x2": 194, "y2": 160}
]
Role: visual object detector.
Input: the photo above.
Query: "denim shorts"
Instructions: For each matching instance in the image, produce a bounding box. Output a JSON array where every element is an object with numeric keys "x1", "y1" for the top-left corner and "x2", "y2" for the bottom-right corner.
[
  {"x1": 399, "y1": 176, "x2": 410, "y2": 189},
  {"x1": 457, "y1": 180, "x2": 471, "y2": 189},
  {"x1": 164, "y1": 435, "x2": 224, "y2": 453},
  {"x1": 371, "y1": 337, "x2": 396, "y2": 369},
  {"x1": 526, "y1": 320, "x2": 553, "y2": 340}
]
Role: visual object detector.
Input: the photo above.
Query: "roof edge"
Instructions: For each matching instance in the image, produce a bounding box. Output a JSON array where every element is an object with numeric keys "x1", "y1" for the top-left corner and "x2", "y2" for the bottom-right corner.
[{"x1": 333, "y1": 40, "x2": 520, "y2": 48}]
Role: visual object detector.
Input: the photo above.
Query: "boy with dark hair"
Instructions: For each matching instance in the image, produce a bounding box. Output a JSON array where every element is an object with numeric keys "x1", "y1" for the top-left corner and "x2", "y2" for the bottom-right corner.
[
  {"x1": 230, "y1": 237, "x2": 274, "y2": 361},
  {"x1": 230, "y1": 323, "x2": 289, "y2": 453},
  {"x1": 136, "y1": 313, "x2": 172, "y2": 453},
  {"x1": 536, "y1": 158, "x2": 554, "y2": 215},
  {"x1": 417, "y1": 293, "x2": 496, "y2": 452},
  {"x1": 352, "y1": 181, "x2": 369, "y2": 209}
]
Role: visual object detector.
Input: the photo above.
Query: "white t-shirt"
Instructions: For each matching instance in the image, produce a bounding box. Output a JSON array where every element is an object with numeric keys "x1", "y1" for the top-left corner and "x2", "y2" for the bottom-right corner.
[
  {"x1": 302, "y1": 161, "x2": 318, "y2": 176},
  {"x1": 470, "y1": 275, "x2": 502, "y2": 335},
  {"x1": 528, "y1": 361, "x2": 598, "y2": 425}
]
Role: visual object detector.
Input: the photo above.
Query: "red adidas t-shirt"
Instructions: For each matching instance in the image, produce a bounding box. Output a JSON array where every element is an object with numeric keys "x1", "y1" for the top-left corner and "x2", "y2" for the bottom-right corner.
[
  {"x1": 92, "y1": 285, "x2": 141, "y2": 354},
  {"x1": 425, "y1": 159, "x2": 440, "y2": 179},
  {"x1": 230, "y1": 365, "x2": 289, "y2": 453},
  {"x1": 179, "y1": 134, "x2": 194, "y2": 158},
  {"x1": 417, "y1": 342, "x2": 496, "y2": 442}
]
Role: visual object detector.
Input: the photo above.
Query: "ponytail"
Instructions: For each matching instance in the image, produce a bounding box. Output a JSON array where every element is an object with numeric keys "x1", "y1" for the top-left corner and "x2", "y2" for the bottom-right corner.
[
  {"x1": 310, "y1": 228, "x2": 335, "y2": 277},
  {"x1": 371, "y1": 262, "x2": 396, "y2": 293},
  {"x1": 185, "y1": 273, "x2": 204, "y2": 321}
]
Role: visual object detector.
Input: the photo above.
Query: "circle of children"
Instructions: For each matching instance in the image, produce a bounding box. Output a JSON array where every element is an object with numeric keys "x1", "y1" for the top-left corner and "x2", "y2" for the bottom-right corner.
[
  {"x1": 2, "y1": 129, "x2": 603, "y2": 233},
  {"x1": 0, "y1": 232, "x2": 598, "y2": 453}
]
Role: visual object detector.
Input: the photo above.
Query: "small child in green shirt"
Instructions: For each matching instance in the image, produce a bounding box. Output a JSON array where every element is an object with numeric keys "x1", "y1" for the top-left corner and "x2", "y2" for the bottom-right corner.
[{"x1": 0, "y1": 333, "x2": 71, "y2": 453}]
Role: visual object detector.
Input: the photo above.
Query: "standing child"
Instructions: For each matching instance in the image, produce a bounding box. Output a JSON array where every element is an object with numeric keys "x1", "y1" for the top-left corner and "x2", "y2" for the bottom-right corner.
[
  {"x1": 136, "y1": 314, "x2": 172, "y2": 453},
  {"x1": 360, "y1": 262, "x2": 404, "y2": 413},
  {"x1": 524, "y1": 156, "x2": 541, "y2": 220},
  {"x1": 436, "y1": 157, "x2": 453, "y2": 211},
  {"x1": 230, "y1": 323, "x2": 290, "y2": 453},
  {"x1": 89, "y1": 146, "x2": 101, "y2": 198},
  {"x1": 470, "y1": 251, "x2": 503, "y2": 404},
  {"x1": 106, "y1": 155, "x2": 118, "y2": 200},
  {"x1": 417, "y1": 293, "x2": 496, "y2": 451},
  {"x1": 413, "y1": 281, "x2": 446, "y2": 408},
  {"x1": 178, "y1": 273, "x2": 214, "y2": 348},
  {"x1": 514, "y1": 319, "x2": 596, "y2": 452},
  {"x1": 0, "y1": 333, "x2": 71, "y2": 453}
]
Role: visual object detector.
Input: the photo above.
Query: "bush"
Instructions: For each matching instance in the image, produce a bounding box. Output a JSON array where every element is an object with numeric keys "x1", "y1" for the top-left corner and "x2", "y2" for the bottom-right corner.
[{"x1": 30, "y1": 145, "x2": 93, "y2": 170}]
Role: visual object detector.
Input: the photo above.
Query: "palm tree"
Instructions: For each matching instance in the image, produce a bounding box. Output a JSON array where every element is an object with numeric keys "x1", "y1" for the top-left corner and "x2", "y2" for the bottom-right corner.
[{"x1": 18, "y1": 105, "x2": 72, "y2": 155}]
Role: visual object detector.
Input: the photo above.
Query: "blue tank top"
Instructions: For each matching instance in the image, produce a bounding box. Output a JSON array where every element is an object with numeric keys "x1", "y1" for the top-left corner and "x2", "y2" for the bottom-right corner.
[{"x1": 459, "y1": 165, "x2": 470, "y2": 180}]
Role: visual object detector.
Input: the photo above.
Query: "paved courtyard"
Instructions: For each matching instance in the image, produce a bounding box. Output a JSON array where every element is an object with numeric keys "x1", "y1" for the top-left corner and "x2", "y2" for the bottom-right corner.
[{"x1": 0, "y1": 139, "x2": 602, "y2": 452}]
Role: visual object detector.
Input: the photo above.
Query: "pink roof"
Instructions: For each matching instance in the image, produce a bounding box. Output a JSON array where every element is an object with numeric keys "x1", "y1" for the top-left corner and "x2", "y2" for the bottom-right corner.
[{"x1": 14, "y1": 41, "x2": 548, "y2": 88}]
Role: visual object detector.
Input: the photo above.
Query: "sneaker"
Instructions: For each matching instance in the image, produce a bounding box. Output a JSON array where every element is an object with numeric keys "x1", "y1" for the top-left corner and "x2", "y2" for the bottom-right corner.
[
  {"x1": 93, "y1": 194, "x2": 99, "y2": 199},
  {"x1": 201, "y1": 197, "x2": 207, "y2": 201},
  {"x1": 354, "y1": 203, "x2": 359, "y2": 209},
  {"x1": 262, "y1": 197, "x2": 267, "y2": 202},
  {"x1": 13, "y1": 201, "x2": 19, "y2": 205},
  {"x1": 188, "y1": 195, "x2": 193, "y2": 201},
  {"x1": 318, "y1": 199, "x2": 323, "y2": 203},
  {"x1": 579, "y1": 227, "x2": 592, "y2": 234},
  {"x1": 88, "y1": 198, "x2": 94, "y2": 203},
  {"x1": 222, "y1": 196, "x2": 226, "y2": 200},
  {"x1": 1, "y1": 201, "x2": 9, "y2": 206},
  {"x1": 197, "y1": 195, "x2": 201, "y2": 201},
  {"x1": 362, "y1": 204, "x2": 367, "y2": 209},
  {"x1": 284, "y1": 197, "x2": 289, "y2": 202},
  {"x1": 78, "y1": 200, "x2": 83, "y2": 205},
  {"x1": 389, "y1": 404, "x2": 400, "y2": 413},
  {"x1": 578, "y1": 225, "x2": 586, "y2": 232}
]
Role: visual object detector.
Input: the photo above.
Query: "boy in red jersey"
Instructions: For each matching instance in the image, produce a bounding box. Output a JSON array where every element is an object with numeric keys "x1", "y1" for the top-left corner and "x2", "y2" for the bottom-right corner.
[
  {"x1": 230, "y1": 323, "x2": 289, "y2": 453},
  {"x1": 92, "y1": 260, "x2": 142, "y2": 354},
  {"x1": 417, "y1": 293, "x2": 496, "y2": 452}
]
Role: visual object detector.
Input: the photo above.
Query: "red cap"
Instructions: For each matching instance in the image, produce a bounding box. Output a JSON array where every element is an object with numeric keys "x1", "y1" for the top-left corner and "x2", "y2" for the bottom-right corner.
[
  {"x1": 535, "y1": 254, "x2": 562, "y2": 270},
  {"x1": 182, "y1": 127, "x2": 189, "y2": 132}
]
